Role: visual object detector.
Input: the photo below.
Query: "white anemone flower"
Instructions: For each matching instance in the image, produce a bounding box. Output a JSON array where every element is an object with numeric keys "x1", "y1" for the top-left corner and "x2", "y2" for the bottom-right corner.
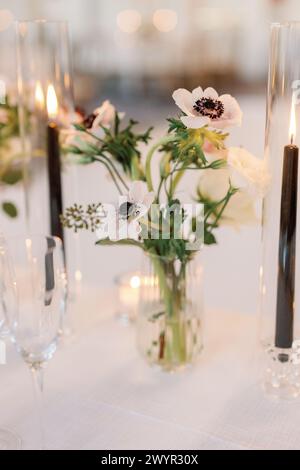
[
  {"x1": 64, "y1": 100, "x2": 125, "y2": 150},
  {"x1": 86, "y1": 100, "x2": 124, "y2": 139},
  {"x1": 172, "y1": 86, "x2": 242, "y2": 130},
  {"x1": 93, "y1": 100, "x2": 117, "y2": 128},
  {"x1": 96, "y1": 181, "x2": 155, "y2": 241}
]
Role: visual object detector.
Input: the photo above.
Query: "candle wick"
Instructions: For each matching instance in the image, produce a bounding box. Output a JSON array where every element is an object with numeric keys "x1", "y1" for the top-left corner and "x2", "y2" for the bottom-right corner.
[{"x1": 291, "y1": 134, "x2": 294, "y2": 145}]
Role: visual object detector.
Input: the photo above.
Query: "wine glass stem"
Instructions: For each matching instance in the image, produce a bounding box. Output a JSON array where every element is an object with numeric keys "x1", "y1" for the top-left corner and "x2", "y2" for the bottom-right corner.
[{"x1": 30, "y1": 366, "x2": 45, "y2": 450}]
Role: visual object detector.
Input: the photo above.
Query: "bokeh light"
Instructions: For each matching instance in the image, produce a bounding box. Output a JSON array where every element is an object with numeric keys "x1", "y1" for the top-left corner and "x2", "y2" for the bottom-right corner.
[
  {"x1": 152, "y1": 9, "x2": 178, "y2": 33},
  {"x1": 0, "y1": 9, "x2": 14, "y2": 31},
  {"x1": 116, "y1": 9, "x2": 142, "y2": 34}
]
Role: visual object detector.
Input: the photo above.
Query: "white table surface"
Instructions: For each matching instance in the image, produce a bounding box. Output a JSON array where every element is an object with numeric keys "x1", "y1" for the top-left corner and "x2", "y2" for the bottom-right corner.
[{"x1": 1, "y1": 285, "x2": 299, "y2": 451}]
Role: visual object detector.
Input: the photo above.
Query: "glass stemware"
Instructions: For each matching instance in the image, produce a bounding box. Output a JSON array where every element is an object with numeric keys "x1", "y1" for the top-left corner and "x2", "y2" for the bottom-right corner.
[{"x1": 0, "y1": 234, "x2": 67, "y2": 449}]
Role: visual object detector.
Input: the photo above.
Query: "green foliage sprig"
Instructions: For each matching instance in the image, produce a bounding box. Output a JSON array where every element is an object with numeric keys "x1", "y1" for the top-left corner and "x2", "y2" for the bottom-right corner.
[{"x1": 0, "y1": 98, "x2": 24, "y2": 218}]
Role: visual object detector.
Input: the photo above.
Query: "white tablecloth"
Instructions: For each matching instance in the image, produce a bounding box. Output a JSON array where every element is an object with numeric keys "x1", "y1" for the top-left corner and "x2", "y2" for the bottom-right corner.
[{"x1": 1, "y1": 286, "x2": 299, "y2": 451}]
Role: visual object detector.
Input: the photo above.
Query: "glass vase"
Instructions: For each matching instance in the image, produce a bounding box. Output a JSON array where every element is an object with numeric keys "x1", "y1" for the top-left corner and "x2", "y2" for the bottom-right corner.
[
  {"x1": 15, "y1": 20, "x2": 83, "y2": 317},
  {"x1": 15, "y1": 20, "x2": 75, "y2": 234},
  {"x1": 137, "y1": 253, "x2": 203, "y2": 372},
  {"x1": 261, "y1": 22, "x2": 300, "y2": 399}
]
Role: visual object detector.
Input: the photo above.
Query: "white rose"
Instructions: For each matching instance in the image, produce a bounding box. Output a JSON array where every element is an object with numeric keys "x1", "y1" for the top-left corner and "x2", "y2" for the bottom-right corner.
[
  {"x1": 199, "y1": 168, "x2": 258, "y2": 228},
  {"x1": 227, "y1": 147, "x2": 270, "y2": 197}
]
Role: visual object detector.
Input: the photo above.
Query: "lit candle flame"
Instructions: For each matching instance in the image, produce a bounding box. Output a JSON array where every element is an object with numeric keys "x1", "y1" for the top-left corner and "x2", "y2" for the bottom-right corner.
[
  {"x1": 35, "y1": 81, "x2": 44, "y2": 110},
  {"x1": 46, "y1": 84, "x2": 58, "y2": 120},
  {"x1": 289, "y1": 98, "x2": 297, "y2": 144},
  {"x1": 130, "y1": 275, "x2": 141, "y2": 289}
]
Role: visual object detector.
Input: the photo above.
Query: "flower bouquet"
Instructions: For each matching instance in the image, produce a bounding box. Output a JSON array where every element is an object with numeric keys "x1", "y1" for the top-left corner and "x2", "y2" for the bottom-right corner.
[{"x1": 62, "y1": 87, "x2": 268, "y2": 371}]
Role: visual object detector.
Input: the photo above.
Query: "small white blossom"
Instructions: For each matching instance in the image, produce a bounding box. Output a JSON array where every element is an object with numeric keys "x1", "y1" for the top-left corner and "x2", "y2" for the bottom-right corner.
[
  {"x1": 93, "y1": 100, "x2": 117, "y2": 128},
  {"x1": 83, "y1": 100, "x2": 125, "y2": 140},
  {"x1": 96, "y1": 181, "x2": 154, "y2": 241}
]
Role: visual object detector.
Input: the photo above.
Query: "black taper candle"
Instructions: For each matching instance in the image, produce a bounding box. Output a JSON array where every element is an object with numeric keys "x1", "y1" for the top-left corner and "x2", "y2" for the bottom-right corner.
[
  {"x1": 47, "y1": 121, "x2": 64, "y2": 242},
  {"x1": 275, "y1": 143, "x2": 298, "y2": 349}
]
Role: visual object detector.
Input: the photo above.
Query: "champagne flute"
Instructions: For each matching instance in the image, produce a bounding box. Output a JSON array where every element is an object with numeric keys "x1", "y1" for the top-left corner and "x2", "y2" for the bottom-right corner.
[
  {"x1": 0, "y1": 234, "x2": 67, "y2": 449},
  {"x1": 0, "y1": 241, "x2": 21, "y2": 450}
]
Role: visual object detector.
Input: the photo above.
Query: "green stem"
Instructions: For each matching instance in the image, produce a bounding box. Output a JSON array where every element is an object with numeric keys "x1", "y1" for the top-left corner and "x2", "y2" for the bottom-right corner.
[
  {"x1": 81, "y1": 128, "x2": 129, "y2": 192},
  {"x1": 101, "y1": 153, "x2": 129, "y2": 191},
  {"x1": 156, "y1": 177, "x2": 164, "y2": 203},
  {"x1": 208, "y1": 190, "x2": 236, "y2": 230},
  {"x1": 168, "y1": 161, "x2": 224, "y2": 198},
  {"x1": 170, "y1": 168, "x2": 185, "y2": 195},
  {"x1": 145, "y1": 136, "x2": 176, "y2": 192},
  {"x1": 149, "y1": 255, "x2": 188, "y2": 366},
  {"x1": 93, "y1": 156, "x2": 123, "y2": 194}
]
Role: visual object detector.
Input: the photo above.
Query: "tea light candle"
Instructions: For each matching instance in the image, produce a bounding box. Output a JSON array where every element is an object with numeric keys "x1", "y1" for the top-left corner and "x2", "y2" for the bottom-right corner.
[{"x1": 115, "y1": 271, "x2": 141, "y2": 322}]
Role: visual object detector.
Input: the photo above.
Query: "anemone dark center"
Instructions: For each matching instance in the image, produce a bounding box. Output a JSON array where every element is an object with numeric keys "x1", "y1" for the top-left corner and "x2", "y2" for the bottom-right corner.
[
  {"x1": 119, "y1": 202, "x2": 134, "y2": 219},
  {"x1": 83, "y1": 113, "x2": 97, "y2": 129},
  {"x1": 193, "y1": 97, "x2": 224, "y2": 120}
]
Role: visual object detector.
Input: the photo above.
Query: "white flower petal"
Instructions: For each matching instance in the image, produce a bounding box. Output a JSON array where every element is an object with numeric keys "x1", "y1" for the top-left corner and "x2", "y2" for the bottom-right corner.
[
  {"x1": 93, "y1": 100, "x2": 116, "y2": 127},
  {"x1": 207, "y1": 118, "x2": 239, "y2": 130},
  {"x1": 219, "y1": 94, "x2": 242, "y2": 127},
  {"x1": 128, "y1": 181, "x2": 146, "y2": 204},
  {"x1": 181, "y1": 115, "x2": 209, "y2": 129},
  {"x1": 172, "y1": 88, "x2": 195, "y2": 116},
  {"x1": 117, "y1": 219, "x2": 141, "y2": 241},
  {"x1": 203, "y1": 87, "x2": 219, "y2": 100},
  {"x1": 128, "y1": 220, "x2": 142, "y2": 240},
  {"x1": 142, "y1": 191, "x2": 155, "y2": 209},
  {"x1": 227, "y1": 147, "x2": 270, "y2": 196},
  {"x1": 192, "y1": 86, "x2": 204, "y2": 102},
  {"x1": 199, "y1": 168, "x2": 258, "y2": 228}
]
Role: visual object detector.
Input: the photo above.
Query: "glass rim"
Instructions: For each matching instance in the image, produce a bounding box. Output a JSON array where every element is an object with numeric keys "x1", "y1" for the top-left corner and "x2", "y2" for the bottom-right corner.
[
  {"x1": 143, "y1": 250, "x2": 200, "y2": 262},
  {"x1": 0, "y1": 233, "x2": 63, "y2": 246},
  {"x1": 15, "y1": 19, "x2": 68, "y2": 26},
  {"x1": 271, "y1": 21, "x2": 300, "y2": 29}
]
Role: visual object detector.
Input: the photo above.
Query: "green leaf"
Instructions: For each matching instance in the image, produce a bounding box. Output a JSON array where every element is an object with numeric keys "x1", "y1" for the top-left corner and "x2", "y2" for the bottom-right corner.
[
  {"x1": 74, "y1": 123, "x2": 86, "y2": 131},
  {"x1": 209, "y1": 158, "x2": 226, "y2": 169},
  {"x1": 1, "y1": 169, "x2": 23, "y2": 185},
  {"x1": 2, "y1": 202, "x2": 18, "y2": 218},
  {"x1": 167, "y1": 117, "x2": 187, "y2": 134},
  {"x1": 96, "y1": 238, "x2": 144, "y2": 250},
  {"x1": 160, "y1": 152, "x2": 171, "y2": 178},
  {"x1": 204, "y1": 231, "x2": 216, "y2": 245}
]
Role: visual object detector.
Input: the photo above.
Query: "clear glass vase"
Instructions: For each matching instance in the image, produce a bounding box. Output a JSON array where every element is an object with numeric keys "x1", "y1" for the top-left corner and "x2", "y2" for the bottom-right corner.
[
  {"x1": 137, "y1": 253, "x2": 203, "y2": 372},
  {"x1": 15, "y1": 20, "x2": 83, "y2": 318},
  {"x1": 261, "y1": 22, "x2": 300, "y2": 399}
]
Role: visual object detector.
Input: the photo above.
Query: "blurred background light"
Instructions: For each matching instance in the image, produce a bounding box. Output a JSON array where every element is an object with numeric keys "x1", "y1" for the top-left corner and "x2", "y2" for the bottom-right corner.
[
  {"x1": 195, "y1": 7, "x2": 237, "y2": 30},
  {"x1": 152, "y1": 9, "x2": 178, "y2": 33},
  {"x1": 116, "y1": 9, "x2": 142, "y2": 34},
  {"x1": 0, "y1": 9, "x2": 14, "y2": 31}
]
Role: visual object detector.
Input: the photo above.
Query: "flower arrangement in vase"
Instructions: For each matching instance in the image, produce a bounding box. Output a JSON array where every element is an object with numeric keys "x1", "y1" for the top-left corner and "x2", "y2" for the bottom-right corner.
[{"x1": 62, "y1": 87, "x2": 268, "y2": 371}]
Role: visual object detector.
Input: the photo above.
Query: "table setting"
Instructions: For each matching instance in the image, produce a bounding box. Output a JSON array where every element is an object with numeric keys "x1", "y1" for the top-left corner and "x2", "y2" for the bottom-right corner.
[{"x1": 1, "y1": 3, "x2": 300, "y2": 452}]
